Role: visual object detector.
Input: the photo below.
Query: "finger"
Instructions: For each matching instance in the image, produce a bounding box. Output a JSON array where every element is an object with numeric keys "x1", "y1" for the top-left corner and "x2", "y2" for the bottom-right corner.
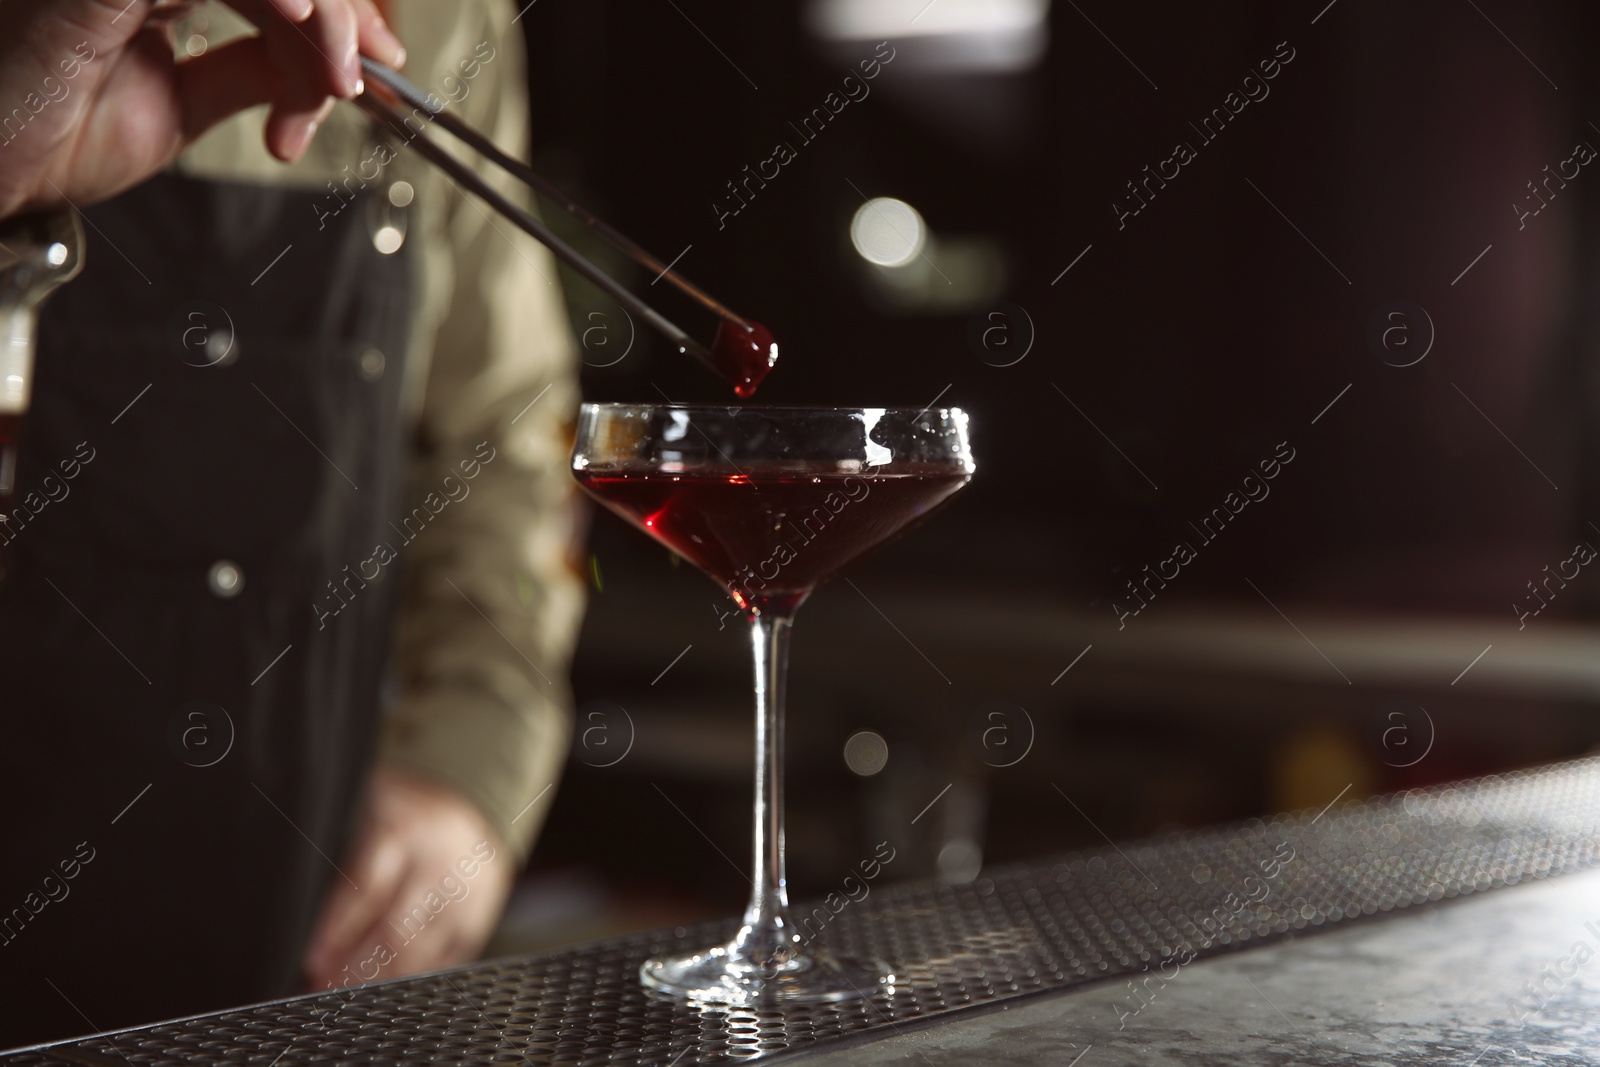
[
  {"x1": 305, "y1": 833, "x2": 409, "y2": 975},
  {"x1": 224, "y1": 0, "x2": 402, "y2": 76},
  {"x1": 303, "y1": 834, "x2": 411, "y2": 985},
  {"x1": 305, "y1": 871, "x2": 408, "y2": 988},
  {"x1": 318, "y1": 874, "x2": 449, "y2": 985},
  {"x1": 257, "y1": 0, "x2": 314, "y2": 23},
  {"x1": 308, "y1": 0, "x2": 363, "y2": 96},
  {"x1": 325, "y1": 903, "x2": 415, "y2": 984},
  {"x1": 211, "y1": 0, "x2": 345, "y2": 160},
  {"x1": 390, "y1": 874, "x2": 510, "y2": 978},
  {"x1": 229, "y1": 0, "x2": 360, "y2": 98},
  {"x1": 263, "y1": 94, "x2": 335, "y2": 162},
  {"x1": 288, "y1": 0, "x2": 363, "y2": 95},
  {"x1": 377, "y1": 884, "x2": 461, "y2": 976},
  {"x1": 259, "y1": 0, "x2": 362, "y2": 162},
  {"x1": 350, "y1": 0, "x2": 405, "y2": 69}
]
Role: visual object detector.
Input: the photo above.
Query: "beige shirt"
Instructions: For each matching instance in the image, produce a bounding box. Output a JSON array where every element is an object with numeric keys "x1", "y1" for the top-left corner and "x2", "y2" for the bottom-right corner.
[{"x1": 173, "y1": 0, "x2": 582, "y2": 862}]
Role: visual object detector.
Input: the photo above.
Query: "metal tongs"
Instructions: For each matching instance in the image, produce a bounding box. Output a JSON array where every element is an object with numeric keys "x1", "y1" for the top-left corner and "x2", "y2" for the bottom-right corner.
[{"x1": 353, "y1": 57, "x2": 752, "y2": 374}]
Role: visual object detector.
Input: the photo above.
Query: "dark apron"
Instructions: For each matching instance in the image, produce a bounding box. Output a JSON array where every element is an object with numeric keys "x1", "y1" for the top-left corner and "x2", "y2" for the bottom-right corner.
[{"x1": 0, "y1": 170, "x2": 414, "y2": 1046}]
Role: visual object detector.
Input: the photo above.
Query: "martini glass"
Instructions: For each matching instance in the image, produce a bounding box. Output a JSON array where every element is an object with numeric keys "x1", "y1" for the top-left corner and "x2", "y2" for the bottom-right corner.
[{"x1": 572, "y1": 403, "x2": 975, "y2": 1003}]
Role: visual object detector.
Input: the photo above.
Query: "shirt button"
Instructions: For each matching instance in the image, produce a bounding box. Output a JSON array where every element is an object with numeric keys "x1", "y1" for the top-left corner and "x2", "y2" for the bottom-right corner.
[
  {"x1": 208, "y1": 560, "x2": 244, "y2": 599},
  {"x1": 359, "y1": 347, "x2": 386, "y2": 382}
]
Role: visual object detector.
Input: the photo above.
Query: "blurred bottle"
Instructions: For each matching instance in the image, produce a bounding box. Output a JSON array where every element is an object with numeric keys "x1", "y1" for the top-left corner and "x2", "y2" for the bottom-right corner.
[{"x1": 1269, "y1": 722, "x2": 1376, "y2": 817}]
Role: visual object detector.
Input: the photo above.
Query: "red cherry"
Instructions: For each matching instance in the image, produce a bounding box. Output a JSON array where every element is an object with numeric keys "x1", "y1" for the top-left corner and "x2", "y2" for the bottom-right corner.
[{"x1": 710, "y1": 318, "x2": 779, "y2": 398}]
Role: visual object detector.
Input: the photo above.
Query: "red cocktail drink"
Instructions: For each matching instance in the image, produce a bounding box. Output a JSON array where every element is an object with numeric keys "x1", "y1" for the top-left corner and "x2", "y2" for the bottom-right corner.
[{"x1": 573, "y1": 468, "x2": 969, "y2": 615}]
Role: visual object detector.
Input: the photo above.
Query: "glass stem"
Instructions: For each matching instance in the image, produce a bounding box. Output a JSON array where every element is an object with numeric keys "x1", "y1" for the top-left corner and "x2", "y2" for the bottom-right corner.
[{"x1": 732, "y1": 607, "x2": 797, "y2": 972}]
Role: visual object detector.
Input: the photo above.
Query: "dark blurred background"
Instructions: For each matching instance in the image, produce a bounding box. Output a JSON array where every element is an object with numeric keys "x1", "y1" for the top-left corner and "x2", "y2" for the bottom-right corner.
[{"x1": 490, "y1": 0, "x2": 1600, "y2": 954}]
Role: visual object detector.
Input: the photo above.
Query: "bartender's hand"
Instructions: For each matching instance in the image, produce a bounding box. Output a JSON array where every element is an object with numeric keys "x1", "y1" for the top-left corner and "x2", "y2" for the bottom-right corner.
[
  {"x1": 302, "y1": 766, "x2": 515, "y2": 991},
  {"x1": 0, "y1": 0, "x2": 406, "y2": 222}
]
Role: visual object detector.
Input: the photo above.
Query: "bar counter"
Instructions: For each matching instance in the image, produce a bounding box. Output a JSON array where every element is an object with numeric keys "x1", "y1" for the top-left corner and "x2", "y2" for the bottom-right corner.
[{"x1": 8, "y1": 759, "x2": 1597, "y2": 1066}]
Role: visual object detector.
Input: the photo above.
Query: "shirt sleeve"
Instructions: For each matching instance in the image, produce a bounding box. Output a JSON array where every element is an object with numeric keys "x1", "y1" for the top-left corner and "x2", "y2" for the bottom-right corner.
[{"x1": 375, "y1": 0, "x2": 585, "y2": 865}]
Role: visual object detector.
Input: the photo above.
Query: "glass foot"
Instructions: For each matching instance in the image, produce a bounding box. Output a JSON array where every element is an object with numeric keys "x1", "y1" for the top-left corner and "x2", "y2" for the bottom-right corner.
[{"x1": 640, "y1": 945, "x2": 894, "y2": 1004}]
